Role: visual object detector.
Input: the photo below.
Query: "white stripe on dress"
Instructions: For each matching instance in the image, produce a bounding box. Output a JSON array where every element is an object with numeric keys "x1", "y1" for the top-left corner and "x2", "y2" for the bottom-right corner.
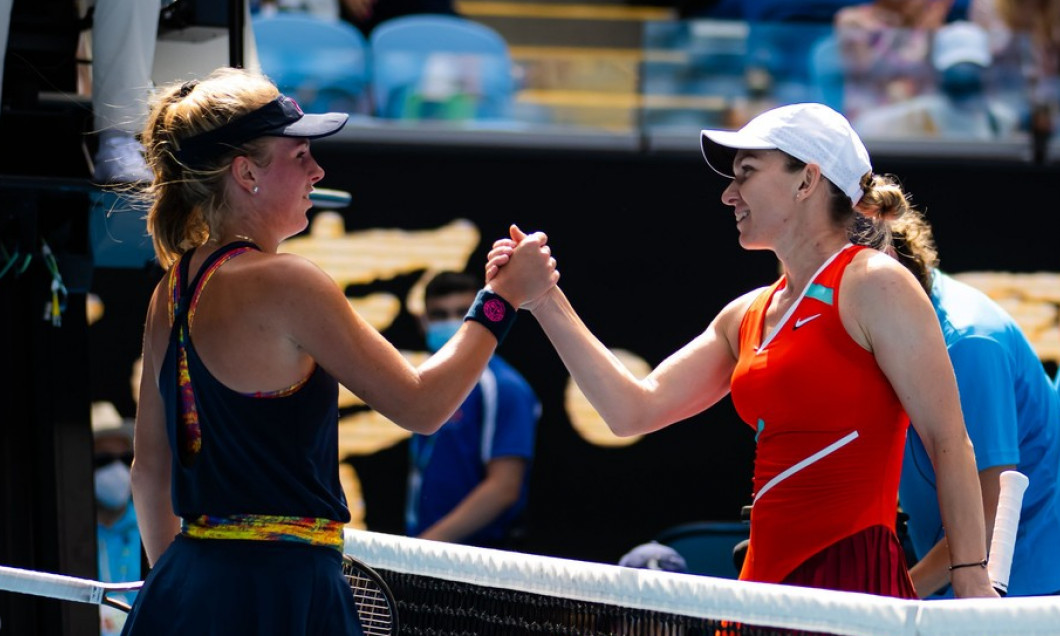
[{"x1": 753, "y1": 430, "x2": 860, "y2": 503}]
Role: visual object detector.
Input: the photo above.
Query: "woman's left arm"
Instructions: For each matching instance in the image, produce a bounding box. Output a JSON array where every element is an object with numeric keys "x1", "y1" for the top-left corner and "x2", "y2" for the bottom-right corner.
[
  {"x1": 843, "y1": 251, "x2": 997, "y2": 598},
  {"x1": 131, "y1": 284, "x2": 182, "y2": 566}
]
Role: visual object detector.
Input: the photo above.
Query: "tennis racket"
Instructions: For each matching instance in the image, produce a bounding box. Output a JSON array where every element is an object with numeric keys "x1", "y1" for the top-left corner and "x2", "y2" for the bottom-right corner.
[
  {"x1": 343, "y1": 553, "x2": 399, "y2": 636},
  {"x1": 0, "y1": 564, "x2": 139, "y2": 612},
  {"x1": 987, "y1": 470, "x2": 1029, "y2": 596},
  {"x1": 0, "y1": 554, "x2": 398, "y2": 635}
]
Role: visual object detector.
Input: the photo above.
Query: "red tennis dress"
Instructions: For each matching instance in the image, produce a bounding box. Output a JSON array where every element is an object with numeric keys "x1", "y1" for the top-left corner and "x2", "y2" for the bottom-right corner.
[{"x1": 730, "y1": 244, "x2": 916, "y2": 598}]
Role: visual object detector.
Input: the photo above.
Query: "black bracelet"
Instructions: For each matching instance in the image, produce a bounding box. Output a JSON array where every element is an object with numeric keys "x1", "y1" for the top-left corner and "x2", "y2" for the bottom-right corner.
[
  {"x1": 948, "y1": 559, "x2": 988, "y2": 571},
  {"x1": 464, "y1": 289, "x2": 517, "y2": 345}
]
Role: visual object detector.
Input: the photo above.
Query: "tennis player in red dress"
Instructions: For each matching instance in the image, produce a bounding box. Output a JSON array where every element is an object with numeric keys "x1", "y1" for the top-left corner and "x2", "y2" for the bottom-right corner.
[{"x1": 488, "y1": 103, "x2": 997, "y2": 599}]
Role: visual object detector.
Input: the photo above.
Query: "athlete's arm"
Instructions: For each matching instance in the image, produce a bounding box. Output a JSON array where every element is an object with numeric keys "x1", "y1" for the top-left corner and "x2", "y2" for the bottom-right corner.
[
  {"x1": 526, "y1": 285, "x2": 750, "y2": 437},
  {"x1": 280, "y1": 235, "x2": 556, "y2": 435},
  {"x1": 842, "y1": 250, "x2": 996, "y2": 598},
  {"x1": 132, "y1": 283, "x2": 182, "y2": 566}
]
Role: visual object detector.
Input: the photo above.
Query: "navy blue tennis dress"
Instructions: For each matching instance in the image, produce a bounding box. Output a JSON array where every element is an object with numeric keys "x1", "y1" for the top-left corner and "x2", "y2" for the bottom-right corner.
[{"x1": 121, "y1": 242, "x2": 363, "y2": 635}]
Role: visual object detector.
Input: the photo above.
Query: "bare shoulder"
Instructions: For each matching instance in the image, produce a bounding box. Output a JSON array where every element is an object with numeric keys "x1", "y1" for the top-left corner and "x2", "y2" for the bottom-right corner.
[
  {"x1": 144, "y1": 269, "x2": 174, "y2": 333},
  {"x1": 251, "y1": 251, "x2": 331, "y2": 284},
  {"x1": 189, "y1": 251, "x2": 350, "y2": 335},
  {"x1": 712, "y1": 285, "x2": 769, "y2": 349},
  {"x1": 722, "y1": 286, "x2": 768, "y2": 318},
  {"x1": 141, "y1": 270, "x2": 176, "y2": 384},
  {"x1": 840, "y1": 248, "x2": 934, "y2": 349},
  {"x1": 842, "y1": 248, "x2": 922, "y2": 303},
  {"x1": 239, "y1": 251, "x2": 344, "y2": 304}
]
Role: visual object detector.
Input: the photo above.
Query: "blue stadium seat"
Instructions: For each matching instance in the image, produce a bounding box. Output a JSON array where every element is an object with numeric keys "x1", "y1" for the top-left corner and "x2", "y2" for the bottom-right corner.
[
  {"x1": 368, "y1": 15, "x2": 514, "y2": 121},
  {"x1": 251, "y1": 13, "x2": 371, "y2": 114},
  {"x1": 654, "y1": 521, "x2": 749, "y2": 579}
]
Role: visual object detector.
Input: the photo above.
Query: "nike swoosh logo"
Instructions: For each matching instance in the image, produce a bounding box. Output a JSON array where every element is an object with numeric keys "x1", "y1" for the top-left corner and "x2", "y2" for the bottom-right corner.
[{"x1": 793, "y1": 314, "x2": 822, "y2": 329}]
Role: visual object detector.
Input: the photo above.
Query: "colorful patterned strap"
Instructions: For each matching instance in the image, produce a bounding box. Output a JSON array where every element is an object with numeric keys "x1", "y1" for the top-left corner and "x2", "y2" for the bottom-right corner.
[
  {"x1": 167, "y1": 243, "x2": 259, "y2": 465},
  {"x1": 183, "y1": 514, "x2": 346, "y2": 551}
]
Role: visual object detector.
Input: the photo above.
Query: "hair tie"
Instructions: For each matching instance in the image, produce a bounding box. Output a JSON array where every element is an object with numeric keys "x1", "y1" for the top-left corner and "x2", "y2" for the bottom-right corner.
[
  {"x1": 854, "y1": 202, "x2": 881, "y2": 219},
  {"x1": 948, "y1": 558, "x2": 988, "y2": 572},
  {"x1": 179, "y1": 80, "x2": 199, "y2": 98}
]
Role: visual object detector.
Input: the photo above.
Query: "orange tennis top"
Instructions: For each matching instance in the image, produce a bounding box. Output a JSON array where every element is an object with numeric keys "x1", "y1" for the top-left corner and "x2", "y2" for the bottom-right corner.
[{"x1": 730, "y1": 244, "x2": 909, "y2": 584}]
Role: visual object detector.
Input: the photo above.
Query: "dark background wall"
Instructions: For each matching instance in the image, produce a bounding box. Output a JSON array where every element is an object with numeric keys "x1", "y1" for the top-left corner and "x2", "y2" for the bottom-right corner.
[{"x1": 86, "y1": 139, "x2": 1058, "y2": 567}]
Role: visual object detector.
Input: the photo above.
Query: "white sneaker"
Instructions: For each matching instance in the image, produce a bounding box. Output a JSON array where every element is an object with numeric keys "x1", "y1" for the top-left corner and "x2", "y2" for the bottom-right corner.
[{"x1": 93, "y1": 134, "x2": 152, "y2": 184}]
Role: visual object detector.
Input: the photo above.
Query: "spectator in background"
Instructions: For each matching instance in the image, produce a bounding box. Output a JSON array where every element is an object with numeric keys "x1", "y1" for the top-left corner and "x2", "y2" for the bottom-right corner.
[
  {"x1": 92, "y1": 401, "x2": 141, "y2": 636},
  {"x1": 852, "y1": 21, "x2": 1020, "y2": 139},
  {"x1": 882, "y1": 209, "x2": 1060, "y2": 598},
  {"x1": 971, "y1": 0, "x2": 1059, "y2": 92},
  {"x1": 618, "y1": 541, "x2": 688, "y2": 574},
  {"x1": 971, "y1": 0, "x2": 1060, "y2": 157},
  {"x1": 407, "y1": 271, "x2": 540, "y2": 549},
  {"x1": 835, "y1": 0, "x2": 966, "y2": 121}
]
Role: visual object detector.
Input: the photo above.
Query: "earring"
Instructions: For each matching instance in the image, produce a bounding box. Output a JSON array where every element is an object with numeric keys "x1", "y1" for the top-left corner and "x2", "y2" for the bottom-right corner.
[{"x1": 252, "y1": 186, "x2": 260, "y2": 195}]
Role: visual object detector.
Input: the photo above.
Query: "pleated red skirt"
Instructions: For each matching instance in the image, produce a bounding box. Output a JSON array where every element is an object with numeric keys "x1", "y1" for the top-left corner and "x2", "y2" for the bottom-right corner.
[{"x1": 780, "y1": 524, "x2": 918, "y2": 599}]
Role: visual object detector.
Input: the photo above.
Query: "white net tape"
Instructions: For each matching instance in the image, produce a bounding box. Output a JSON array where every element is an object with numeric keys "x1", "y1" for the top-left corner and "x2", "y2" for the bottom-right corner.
[{"x1": 344, "y1": 528, "x2": 1060, "y2": 636}]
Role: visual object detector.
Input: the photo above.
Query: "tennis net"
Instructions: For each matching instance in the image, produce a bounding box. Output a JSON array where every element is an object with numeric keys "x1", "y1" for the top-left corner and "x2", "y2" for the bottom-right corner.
[{"x1": 343, "y1": 528, "x2": 1060, "y2": 636}]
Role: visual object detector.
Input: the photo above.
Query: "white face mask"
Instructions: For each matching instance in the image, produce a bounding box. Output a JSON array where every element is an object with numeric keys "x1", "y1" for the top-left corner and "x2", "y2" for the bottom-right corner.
[{"x1": 94, "y1": 461, "x2": 132, "y2": 510}]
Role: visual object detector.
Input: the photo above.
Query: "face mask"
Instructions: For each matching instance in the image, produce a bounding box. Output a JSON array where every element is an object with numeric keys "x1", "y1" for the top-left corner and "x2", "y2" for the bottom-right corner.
[
  {"x1": 94, "y1": 461, "x2": 132, "y2": 510},
  {"x1": 940, "y1": 63, "x2": 985, "y2": 105},
  {"x1": 425, "y1": 319, "x2": 463, "y2": 353}
]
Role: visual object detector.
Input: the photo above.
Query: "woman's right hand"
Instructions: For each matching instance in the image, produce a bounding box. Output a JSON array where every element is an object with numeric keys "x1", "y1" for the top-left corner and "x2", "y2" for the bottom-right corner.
[{"x1": 486, "y1": 224, "x2": 559, "y2": 310}]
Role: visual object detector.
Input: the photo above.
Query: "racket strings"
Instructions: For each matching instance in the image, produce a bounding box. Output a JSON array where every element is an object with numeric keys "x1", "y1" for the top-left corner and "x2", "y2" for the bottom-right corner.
[{"x1": 344, "y1": 555, "x2": 397, "y2": 636}]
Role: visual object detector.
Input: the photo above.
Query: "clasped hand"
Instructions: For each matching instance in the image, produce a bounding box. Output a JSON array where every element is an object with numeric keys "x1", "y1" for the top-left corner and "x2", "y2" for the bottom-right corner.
[{"x1": 485, "y1": 224, "x2": 559, "y2": 311}]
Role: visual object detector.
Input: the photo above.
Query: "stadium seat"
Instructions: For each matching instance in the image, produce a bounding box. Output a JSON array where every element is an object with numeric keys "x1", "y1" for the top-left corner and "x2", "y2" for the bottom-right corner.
[
  {"x1": 251, "y1": 13, "x2": 370, "y2": 114},
  {"x1": 368, "y1": 15, "x2": 514, "y2": 121},
  {"x1": 654, "y1": 521, "x2": 749, "y2": 579}
]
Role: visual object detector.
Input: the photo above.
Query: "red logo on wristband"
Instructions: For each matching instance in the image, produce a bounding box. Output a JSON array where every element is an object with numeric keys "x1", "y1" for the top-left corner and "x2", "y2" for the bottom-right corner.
[{"x1": 483, "y1": 298, "x2": 507, "y2": 322}]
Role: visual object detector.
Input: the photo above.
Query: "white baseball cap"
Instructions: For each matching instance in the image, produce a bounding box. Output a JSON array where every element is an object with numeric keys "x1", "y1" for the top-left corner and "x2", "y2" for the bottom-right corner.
[
  {"x1": 700, "y1": 103, "x2": 872, "y2": 204},
  {"x1": 932, "y1": 21, "x2": 992, "y2": 71}
]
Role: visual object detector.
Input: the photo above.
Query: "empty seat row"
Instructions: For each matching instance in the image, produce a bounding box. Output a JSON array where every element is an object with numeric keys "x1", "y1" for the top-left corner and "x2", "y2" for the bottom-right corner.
[{"x1": 252, "y1": 12, "x2": 515, "y2": 121}]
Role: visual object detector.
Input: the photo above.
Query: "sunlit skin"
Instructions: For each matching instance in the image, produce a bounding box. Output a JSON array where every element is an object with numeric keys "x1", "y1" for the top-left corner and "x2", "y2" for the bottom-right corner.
[
  {"x1": 216, "y1": 137, "x2": 324, "y2": 252},
  {"x1": 721, "y1": 150, "x2": 807, "y2": 253}
]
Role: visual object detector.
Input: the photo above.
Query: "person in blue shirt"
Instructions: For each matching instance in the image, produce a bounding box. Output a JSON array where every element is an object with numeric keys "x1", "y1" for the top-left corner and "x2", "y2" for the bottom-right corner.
[
  {"x1": 91, "y1": 401, "x2": 142, "y2": 636},
  {"x1": 884, "y1": 209, "x2": 1060, "y2": 597},
  {"x1": 406, "y1": 271, "x2": 540, "y2": 548}
]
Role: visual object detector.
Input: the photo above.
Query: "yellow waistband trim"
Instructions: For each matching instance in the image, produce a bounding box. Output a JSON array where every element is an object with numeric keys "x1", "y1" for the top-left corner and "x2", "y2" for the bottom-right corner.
[{"x1": 182, "y1": 514, "x2": 345, "y2": 551}]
